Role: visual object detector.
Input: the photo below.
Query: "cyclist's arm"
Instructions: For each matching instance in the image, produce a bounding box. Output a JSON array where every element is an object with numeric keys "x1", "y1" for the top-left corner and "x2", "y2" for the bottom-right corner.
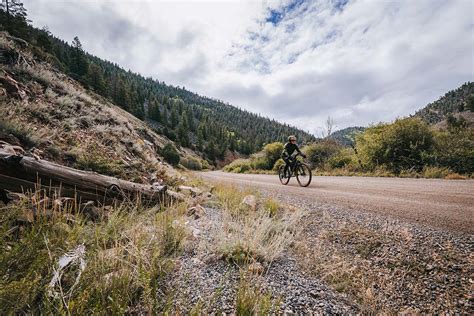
[{"x1": 296, "y1": 145, "x2": 306, "y2": 158}]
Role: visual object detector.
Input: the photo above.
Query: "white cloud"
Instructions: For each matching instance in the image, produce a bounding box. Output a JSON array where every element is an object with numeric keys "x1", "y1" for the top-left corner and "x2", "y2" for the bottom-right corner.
[{"x1": 24, "y1": 0, "x2": 473, "y2": 134}]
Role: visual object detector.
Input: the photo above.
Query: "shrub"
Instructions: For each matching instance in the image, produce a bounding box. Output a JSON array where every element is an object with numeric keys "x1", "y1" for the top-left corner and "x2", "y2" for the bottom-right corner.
[
  {"x1": 327, "y1": 148, "x2": 356, "y2": 169},
  {"x1": 181, "y1": 157, "x2": 203, "y2": 170},
  {"x1": 431, "y1": 129, "x2": 474, "y2": 174},
  {"x1": 303, "y1": 140, "x2": 342, "y2": 169},
  {"x1": 261, "y1": 142, "x2": 284, "y2": 169},
  {"x1": 355, "y1": 118, "x2": 434, "y2": 173},
  {"x1": 249, "y1": 142, "x2": 284, "y2": 170},
  {"x1": 161, "y1": 143, "x2": 180, "y2": 166},
  {"x1": 223, "y1": 159, "x2": 253, "y2": 173}
]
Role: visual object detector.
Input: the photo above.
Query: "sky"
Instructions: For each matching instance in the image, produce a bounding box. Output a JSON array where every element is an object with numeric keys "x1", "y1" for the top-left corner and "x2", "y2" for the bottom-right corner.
[{"x1": 24, "y1": 0, "x2": 473, "y2": 135}]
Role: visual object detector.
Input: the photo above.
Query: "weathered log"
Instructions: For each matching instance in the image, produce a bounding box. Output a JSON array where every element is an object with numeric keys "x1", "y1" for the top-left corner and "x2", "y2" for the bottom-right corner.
[{"x1": 0, "y1": 148, "x2": 167, "y2": 205}]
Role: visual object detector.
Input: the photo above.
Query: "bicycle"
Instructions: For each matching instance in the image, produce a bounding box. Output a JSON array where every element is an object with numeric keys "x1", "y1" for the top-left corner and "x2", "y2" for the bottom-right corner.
[{"x1": 278, "y1": 153, "x2": 312, "y2": 187}]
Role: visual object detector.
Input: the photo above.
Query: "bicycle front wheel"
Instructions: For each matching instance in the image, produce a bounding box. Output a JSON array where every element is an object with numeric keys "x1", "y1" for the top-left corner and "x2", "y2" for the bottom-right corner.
[
  {"x1": 279, "y1": 165, "x2": 290, "y2": 185},
  {"x1": 296, "y1": 163, "x2": 312, "y2": 187}
]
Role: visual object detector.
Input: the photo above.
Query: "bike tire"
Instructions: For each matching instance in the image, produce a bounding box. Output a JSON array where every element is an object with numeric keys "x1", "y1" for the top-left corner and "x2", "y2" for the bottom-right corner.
[
  {"x1": 279, "y1": 165, "x2": 290, "y2": 185},
  {"x1": 296, "y1": 163, "x2": 312, "y2": 187}
]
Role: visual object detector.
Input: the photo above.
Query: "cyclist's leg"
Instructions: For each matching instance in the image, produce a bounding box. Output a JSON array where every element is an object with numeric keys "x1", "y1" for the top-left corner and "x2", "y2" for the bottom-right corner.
[{"x1": 283, "y1": 159, "x2": 290, "y2": 177}]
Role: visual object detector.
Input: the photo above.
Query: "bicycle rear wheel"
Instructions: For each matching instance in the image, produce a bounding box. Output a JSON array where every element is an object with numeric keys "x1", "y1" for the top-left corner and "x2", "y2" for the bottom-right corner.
[
  {"x1": 296, "y1": 163, "x2": 312, "y2": 187},
  {"x1": 279, "y1": 165, "x2": 290, "y2": 185}
]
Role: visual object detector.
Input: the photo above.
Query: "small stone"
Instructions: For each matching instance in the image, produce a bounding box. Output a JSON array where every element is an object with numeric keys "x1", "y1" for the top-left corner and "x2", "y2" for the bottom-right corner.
[
  {"x1": 309, "y1": 290, "x2": 319, "y2": 298},
  {"x1": 241, "y1": 195, "x2": 257, "y2": 211}
]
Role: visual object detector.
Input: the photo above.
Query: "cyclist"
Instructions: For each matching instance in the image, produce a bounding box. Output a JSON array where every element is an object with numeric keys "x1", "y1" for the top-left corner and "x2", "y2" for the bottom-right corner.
[{"x1": 282, "y1": 135, "x2": 306, "y2": 177}]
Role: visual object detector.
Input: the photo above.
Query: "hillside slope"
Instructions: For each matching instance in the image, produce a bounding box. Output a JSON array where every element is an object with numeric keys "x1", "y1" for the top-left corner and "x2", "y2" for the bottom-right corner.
[
  {"x1": 327, "y1": 126, "x2": 366, "y2": 147},
  {"x1": 0, "y1": 32, "x2": 192, "y2": 183},
  {"x1": 0, "y1": 11, "x2": 316, "y2": 162},
  {"x1": 414, "y1": 82, "x2": 473, "y2": 124}
]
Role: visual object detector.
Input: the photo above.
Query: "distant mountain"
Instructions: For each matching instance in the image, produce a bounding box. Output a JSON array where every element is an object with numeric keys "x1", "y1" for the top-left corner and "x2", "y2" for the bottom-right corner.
[
  {"x1": 0, "y1": 10, "x2": 315, "y2": 164},
  {"x1": 414, "y1": 82, "x2": 474, "y2": 124},
  {"x1": 330, "y1": 82, "x2": 474, "y2": 147},
  {"x1": 328, "y1": 127, "x2": 366, "y2": 147}
]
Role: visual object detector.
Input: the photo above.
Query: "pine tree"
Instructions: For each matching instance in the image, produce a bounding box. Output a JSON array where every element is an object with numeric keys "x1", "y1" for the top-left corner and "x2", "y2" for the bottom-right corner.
[
  {"x1": 87, "y1": 63, "x2": 106, "y2": 94},
  {"x1": 1, "y1": 0, "x2": 27, "y2": 19},
  {"x1": 70, "y1": 36, "x2": 89, "y2": 78}
]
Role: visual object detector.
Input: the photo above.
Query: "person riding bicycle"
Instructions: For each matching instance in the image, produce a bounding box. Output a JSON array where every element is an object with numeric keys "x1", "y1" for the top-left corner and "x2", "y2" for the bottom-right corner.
[{"x1": 282, "y1": 135, "x2": 306, "y2": 177}]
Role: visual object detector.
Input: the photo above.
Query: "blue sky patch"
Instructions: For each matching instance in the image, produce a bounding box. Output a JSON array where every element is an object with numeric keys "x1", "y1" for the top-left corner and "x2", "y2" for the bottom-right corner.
[{"x1": 266, "y1": 0, "x2": 305, "y2": 26}]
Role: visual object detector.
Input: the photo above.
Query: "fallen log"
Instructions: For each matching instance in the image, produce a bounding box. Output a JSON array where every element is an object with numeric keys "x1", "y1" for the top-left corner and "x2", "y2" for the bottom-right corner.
[{"x1": 0, "y1": 147, "x2": 167, "y2": 205}]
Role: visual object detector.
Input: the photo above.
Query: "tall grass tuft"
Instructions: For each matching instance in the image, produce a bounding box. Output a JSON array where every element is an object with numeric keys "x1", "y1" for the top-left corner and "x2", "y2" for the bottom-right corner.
[{"x1": 202, "y1": 184, "x2": 302, "y2": 265}]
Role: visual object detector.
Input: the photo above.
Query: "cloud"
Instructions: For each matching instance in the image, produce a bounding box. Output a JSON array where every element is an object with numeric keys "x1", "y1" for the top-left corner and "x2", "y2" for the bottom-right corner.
[{"x1": 23, "y1": 0, "x2": 473, "y2": 133}]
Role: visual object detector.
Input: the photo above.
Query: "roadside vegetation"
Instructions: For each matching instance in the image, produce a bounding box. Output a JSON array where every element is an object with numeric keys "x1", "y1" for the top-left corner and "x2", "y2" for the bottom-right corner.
[
  {"x1": 224, "y1": 117, "x2": 473, "y2": 179},
  {"x1": 0, "y1": 189, "x2": 187, "y2": 314}
]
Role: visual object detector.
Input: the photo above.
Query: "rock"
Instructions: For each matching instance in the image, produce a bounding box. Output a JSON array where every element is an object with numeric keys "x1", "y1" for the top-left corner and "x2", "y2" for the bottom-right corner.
[
  {"x1": 187, "y1": 205, "x2": 206, "y2": 219},
  {"x1": 178, "y1": 185, "x2": 203, "y2": 197},
  {"x1": 248, "y1": 261, "x2": 264, "y2": 274},
  {"x1": 241, "y1": 195, "x2": 257, "y2": 211},
  {"x1": 0, "y1": 74, "x2": 27, "y2": 100}
]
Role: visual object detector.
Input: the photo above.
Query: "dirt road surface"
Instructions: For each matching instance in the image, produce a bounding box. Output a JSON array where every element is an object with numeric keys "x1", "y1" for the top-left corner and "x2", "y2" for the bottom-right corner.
[{"x1": 200, "y1": 171, "x2": 474, "y2": 233}]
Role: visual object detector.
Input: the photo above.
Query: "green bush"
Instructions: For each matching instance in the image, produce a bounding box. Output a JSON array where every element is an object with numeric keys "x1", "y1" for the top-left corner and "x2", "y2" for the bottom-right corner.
[
  {"x1": 302, "y1": 140, "x2": 342, "y2": 168},
  {"x1": 250, "y1": 142, "x2": 284, "y2": 170},
  {"x1": 261, "y1": 142, "x2": 284, "y2": 168},
  {"x1": 355, "y1": 118, "x2": 434, "y2": 173},
  {"x1": 431, "y1": 128, "x2": 474, "y2": 174},
  {"x1": 327, "y1": 148, "x2": 356, "y2": 169},
  {"x1": 161, "y1": 143, "x2": 180, "y2": 166},
  {"x1": 223, "y1": 159, "x2": 252, "y2": 173},
  {"x1": 181, "y1": 157, "x2": 203, "y2": 170}
]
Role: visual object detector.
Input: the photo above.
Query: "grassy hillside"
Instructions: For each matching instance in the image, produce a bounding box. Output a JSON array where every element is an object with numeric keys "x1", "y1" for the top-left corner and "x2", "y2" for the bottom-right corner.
[
  {"x1": 0, "y1": 32, "x2": 196, "y2": 183},
  {"x1": 0, "y1": 10, "x2": 315, "y2": 163}
]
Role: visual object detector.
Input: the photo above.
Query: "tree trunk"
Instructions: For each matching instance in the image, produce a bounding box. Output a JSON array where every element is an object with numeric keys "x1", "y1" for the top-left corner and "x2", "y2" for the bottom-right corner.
[{"x1": 0, "y1": 148, "x2": 167, "y2": 205}]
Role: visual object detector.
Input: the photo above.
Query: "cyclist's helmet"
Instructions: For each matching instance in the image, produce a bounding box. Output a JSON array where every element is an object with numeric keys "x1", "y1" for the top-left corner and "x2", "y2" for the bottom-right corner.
[{"x1": 288, "y1": 135, "x2": 297, "y2": 142}]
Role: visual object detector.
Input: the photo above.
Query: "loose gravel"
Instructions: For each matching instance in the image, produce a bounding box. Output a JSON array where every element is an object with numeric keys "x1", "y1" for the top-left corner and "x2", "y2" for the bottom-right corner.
[{"x1": 167, "y1": 207, "x2": 358, "y2": 314}]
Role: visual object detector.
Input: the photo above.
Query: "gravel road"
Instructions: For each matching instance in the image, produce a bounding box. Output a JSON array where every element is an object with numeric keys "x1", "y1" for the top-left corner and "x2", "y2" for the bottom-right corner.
[{"x1": 200, "y1": 171, "x2": 474, "y2": 233}]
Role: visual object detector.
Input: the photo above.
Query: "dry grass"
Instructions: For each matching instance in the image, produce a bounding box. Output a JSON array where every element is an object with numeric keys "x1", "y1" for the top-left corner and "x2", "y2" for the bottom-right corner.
[
  {"x1": 200, "y1": 184, "x2": 302, "y2": 265},
  {"x1": 444, "y1": 172, "x2": 467, "y2": 180},
  {"x1": 0, "y1": 189, "x2": 187, "y2": 314},
  {"x1": 235, "y1": 273, "x2": 274, "y2": 315}
]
